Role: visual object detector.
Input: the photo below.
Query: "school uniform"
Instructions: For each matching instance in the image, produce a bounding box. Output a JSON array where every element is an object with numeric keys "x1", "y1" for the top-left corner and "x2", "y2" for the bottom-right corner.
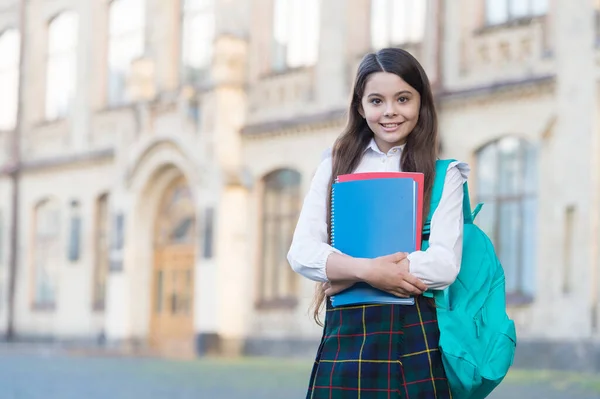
[{"x1": 287, "y1": 138, "x2": 470, "y2": 399}]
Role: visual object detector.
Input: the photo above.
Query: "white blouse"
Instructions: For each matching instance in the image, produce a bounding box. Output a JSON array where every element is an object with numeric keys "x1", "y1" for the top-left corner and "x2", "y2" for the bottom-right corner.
[{"x1": 287, "y1": 138, "x2": 470, "y2": 290}]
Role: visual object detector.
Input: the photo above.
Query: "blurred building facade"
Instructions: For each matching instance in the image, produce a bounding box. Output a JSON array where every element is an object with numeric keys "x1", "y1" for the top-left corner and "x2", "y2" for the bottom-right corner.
[{"x1": 0, "y1": 0, "x2": 599, "y2": 367}]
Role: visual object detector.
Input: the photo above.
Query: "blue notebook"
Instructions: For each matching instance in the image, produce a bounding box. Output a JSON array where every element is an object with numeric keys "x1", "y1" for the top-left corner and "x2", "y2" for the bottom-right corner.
[{"x1": 330, "y1": 178, "x2": 419, "y2": 307}]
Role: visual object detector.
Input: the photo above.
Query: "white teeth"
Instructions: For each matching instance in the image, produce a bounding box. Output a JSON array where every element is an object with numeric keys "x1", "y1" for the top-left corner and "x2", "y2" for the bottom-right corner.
[{"x1": 381, "y1": 123, "x2": 399, "y2": 127}]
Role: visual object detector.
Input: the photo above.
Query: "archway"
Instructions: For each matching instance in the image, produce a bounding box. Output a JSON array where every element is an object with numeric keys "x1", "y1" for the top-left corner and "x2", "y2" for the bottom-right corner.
[{"x1": 148, "y1": 175, "x2": 196, "y2": 357}]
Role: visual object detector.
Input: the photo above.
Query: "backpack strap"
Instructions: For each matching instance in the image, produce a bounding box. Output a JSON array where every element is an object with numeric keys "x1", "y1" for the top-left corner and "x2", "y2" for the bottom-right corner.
[
  {"x1": 423, "y1": 159, "x2": 481, "y2": 309},
  {"x1": 422, "y1": 159, "x2": 476, "y2": 239}
]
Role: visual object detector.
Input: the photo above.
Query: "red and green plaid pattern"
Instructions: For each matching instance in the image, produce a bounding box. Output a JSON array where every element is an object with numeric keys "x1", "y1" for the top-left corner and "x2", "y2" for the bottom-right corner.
[{"x1": 306, "y1": 296, "x2": 451, "y2": 399}]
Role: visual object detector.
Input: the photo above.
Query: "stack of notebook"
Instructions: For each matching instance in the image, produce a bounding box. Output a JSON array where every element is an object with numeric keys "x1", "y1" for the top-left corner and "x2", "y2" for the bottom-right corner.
[{"x1": 329, "y1": 172, "x2": 424, "y2": 307}]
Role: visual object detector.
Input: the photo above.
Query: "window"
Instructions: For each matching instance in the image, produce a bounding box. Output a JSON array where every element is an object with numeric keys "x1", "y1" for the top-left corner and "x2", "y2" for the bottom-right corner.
[
  {"x1": 562, "y1": 205, "x2": 575, "y2": 294},
  {"x1": 155, "y1": 182, "x2": 195, "y2": 246},
  {"x1": 0, "y1": 209, "x2": 4, "y2": 266},
  {"x1": 108, "y1": 0, "x2": 145, "y2": 106},
  {"x1": 0, "y1": 29, "x2": 20, "y2": 130},
  {"x1": 45, "y1": 12, "x2": 78, "y2": 120},
  {"x1": 67, "y1": 200, "x2": 81, "y2": 262},
  {"x1": 476, "y1": 137, "x2": 537, "y2": 300},
  {"x1": 92, "y1": 194, "x2": 109, "y2": 310},
  {"x1": 181, "y1": 0, "x2": 214, "y2": 85},
  {"x1": 202, "y1": 207, "x2": 214, "y2": 259},
  {"x1": 33, "y1": 199, "x2": 62, "y2": 309},
  {"x1": 370, "y1": 0, "x2": 426, "y2": 49},
  {"x1": 109, "y1": 213, "x2": 125, "y2": 271},
  {"x1": 258, "y1": 169, "x2": 301, "y2": 306},
  {"x1": 595, "y1": 0, "x2": 600, "y2": 42},
  {"x1": 485, "y1": 0, "x2": 548, "y2": 26},
  {"x1": 272, "y1": 0, "x2": 320, "y2": 71}
]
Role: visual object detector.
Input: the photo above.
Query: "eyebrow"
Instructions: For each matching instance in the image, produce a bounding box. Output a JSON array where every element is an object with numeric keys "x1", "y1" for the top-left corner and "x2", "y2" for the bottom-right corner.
[{"x1": 367, "y1": 90, "x2": 412, "y2": 97}]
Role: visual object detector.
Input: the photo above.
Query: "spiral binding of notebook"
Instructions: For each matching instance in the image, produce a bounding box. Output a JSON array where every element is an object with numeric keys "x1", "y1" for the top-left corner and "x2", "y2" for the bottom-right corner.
[{"x1": 330, "y1": 178, "x2": 338, "y2": 246}]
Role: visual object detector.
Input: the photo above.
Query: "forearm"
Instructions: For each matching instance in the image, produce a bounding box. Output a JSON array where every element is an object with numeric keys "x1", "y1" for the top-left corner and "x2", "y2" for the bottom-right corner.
[{"x1": 325, "y1": 252, "x2": 371, "y2": 282}]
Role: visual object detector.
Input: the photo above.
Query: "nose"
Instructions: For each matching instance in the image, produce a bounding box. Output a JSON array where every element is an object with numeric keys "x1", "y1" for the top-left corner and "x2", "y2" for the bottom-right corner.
[{"x1": 384, "y1": 103, "x2": 398, "y2": 118}]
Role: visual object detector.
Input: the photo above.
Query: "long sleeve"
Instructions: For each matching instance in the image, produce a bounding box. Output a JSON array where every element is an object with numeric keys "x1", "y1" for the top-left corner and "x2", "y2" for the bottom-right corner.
[
  {"x1": 287, "y1": 156, "x2": 341, "y2": 282},
  {"x1": 407, "y1": 162, "x2": 470, "y2": 290}
]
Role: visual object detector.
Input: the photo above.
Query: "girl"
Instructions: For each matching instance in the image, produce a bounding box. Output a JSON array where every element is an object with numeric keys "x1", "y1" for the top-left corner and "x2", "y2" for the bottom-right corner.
[{"x1": 287, "y1": 47, "x2": 469, "y2": 399}]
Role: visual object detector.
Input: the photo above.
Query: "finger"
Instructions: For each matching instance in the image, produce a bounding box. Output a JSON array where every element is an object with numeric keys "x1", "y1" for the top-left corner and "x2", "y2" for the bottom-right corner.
[
  {"x1": 327, "y1": 284, "x2": 344, "y2": 296},
  {"x1": 402, "y1": 274, "x2": 428, "y2": 292},
  {"x1": 388, "y1": 252, "x2": 408, "y2": 263},
  {"x1": 392, "y1": 290, "x2": 410, "y2": 298},
  {"x1": 399, "y1": 280, "x2": 423, "y2": 296}
]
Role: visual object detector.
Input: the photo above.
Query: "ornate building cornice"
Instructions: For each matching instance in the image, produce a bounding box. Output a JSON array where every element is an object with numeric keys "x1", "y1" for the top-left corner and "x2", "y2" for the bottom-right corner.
[
  {"x1": 439, "y1": 75, "x2": 555, "y2": 109},
  {"x1": 20, "y1": 148, "x2": 114, "y2": 172},
  {"x1": 241, "y1": 109, "x2": 347, "y2": 140}
]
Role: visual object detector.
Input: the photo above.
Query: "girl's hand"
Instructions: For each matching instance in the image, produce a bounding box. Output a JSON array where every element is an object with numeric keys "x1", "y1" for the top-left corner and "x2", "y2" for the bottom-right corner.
[
  {"x1": 323, "y1": 281, "x2": 355, "y2": 296},
  {"x1": 362, "y1": 252, "x2": 428, "y2": 297}
]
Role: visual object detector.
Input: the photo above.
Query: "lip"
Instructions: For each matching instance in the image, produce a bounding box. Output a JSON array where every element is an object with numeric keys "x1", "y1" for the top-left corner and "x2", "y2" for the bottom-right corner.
[{"x1": 379, "y1": 122, "x2": 403, "y2": 132}]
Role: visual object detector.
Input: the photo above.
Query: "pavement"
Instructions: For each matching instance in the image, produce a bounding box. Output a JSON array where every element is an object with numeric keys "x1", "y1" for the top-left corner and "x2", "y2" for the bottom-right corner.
[{"x1": 0, "y1": 348, "x2": 598, "y2": 398}]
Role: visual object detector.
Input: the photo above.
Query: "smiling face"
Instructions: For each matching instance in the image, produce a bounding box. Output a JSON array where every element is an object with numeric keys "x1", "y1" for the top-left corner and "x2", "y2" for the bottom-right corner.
[{"x1": 359, "y1": 72, "x2": 421, "y2": 153}]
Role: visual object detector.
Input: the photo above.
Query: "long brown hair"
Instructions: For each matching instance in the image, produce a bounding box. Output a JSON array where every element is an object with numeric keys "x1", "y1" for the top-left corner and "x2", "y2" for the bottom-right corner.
[{"x1": 311, "y1": 48, "x2": 439, "y2": 326}]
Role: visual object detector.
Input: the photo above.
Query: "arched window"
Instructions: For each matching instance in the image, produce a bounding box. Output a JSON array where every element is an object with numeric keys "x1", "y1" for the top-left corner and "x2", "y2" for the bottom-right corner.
[
  {"x1": 0, "y1": 29, "x2": 20, "y2": 130},
  {"x1": 370, "y1": 0, "x2": 426, "y2": 49},
  {"x1": 33, "y1": 199, "x2": 62, "y2": 309},
  {"x1": 258, "y1": 169, "x2": 301, "y2": 307},
  {"x1": 108, "y1": 0, "x2": 145, "y2": 105},
  {"x1": 476, "y1": 137, "x2": 537, "y2": 300},
  {"x1": 181, "y1": 0, "x2": 214, "y2": 85},
  {"x1": 45, "y1": 11, "x2": 78, "y2": 120},
  {"x1": 272, "y1": 0, "x2": 320, "y2": 71}
]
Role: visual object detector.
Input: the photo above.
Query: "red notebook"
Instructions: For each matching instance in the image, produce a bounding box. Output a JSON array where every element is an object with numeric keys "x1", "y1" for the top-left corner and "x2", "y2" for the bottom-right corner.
[{"x1": 337, "y1": 172, "x2": 425, "y2": 250}]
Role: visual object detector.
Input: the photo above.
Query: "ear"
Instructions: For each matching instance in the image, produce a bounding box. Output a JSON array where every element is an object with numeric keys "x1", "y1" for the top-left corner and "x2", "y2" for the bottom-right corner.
[{"x1": 358, "y1": 104, "x2": 365, "y2": 118}]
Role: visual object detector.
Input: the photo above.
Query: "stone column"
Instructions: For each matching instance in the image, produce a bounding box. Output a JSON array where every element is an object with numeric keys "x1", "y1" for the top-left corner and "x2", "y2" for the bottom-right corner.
[
  {"x1": 210, "y1": 35, "x2": 252, "y2": 355},
  {"x1": 441, "y1": 0, "x2": 463, "y2": 92},
  {"x1": 421, "y1": 0, "x2": 442, "y2": 88},
  {"x1": 88, "y1": 0, "x2": 109, "y2": 111},
  {"x1": 148, "y1": 0, "x2": 180, "y2": 92},
  {"x1": 315, "y1": 0, "x2": 348, "y2": 108}
]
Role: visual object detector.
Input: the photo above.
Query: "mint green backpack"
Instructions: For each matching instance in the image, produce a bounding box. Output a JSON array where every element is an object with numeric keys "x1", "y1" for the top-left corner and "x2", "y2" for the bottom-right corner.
[{"x1": 422, "y1": 159, "x2": 517, "y2": 399}]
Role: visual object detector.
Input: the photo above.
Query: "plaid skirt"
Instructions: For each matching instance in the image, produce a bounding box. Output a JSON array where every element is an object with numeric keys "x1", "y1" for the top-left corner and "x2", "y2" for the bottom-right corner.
[{"x1": 306, "y1": 295, "x2": 451, "y2": 399}]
